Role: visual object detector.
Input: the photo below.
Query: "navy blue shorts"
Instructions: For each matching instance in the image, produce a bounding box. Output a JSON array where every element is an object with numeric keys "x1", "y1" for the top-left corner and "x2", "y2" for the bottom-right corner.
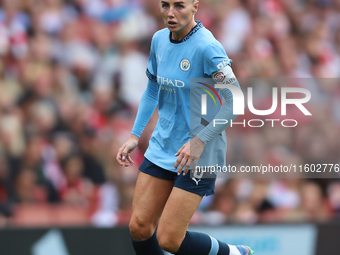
[{"x1": 139, "y1": 157, "x2": 216, "y2": 196}]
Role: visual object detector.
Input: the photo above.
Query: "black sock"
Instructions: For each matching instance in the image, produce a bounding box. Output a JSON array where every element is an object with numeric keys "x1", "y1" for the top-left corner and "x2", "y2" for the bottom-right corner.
[
  {"x1": 176, "y1": 231, "x2": 230, "y2": 255},
  {"x1": 131, "y1": 230, "x2": 164, "y2": 255}
]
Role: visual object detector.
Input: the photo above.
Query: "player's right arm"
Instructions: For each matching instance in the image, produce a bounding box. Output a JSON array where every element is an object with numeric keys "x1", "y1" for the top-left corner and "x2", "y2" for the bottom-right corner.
[
  {"x1": 116, "y1": 79, "x2": 159, "y2": 167},
  {"x1": 116, "y1": 33, "x2": 159, "y2": 167}
]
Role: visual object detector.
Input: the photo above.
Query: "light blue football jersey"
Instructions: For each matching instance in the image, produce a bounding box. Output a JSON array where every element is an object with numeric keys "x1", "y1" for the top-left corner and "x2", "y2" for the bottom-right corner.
[{"x1": 144, "y1": 21, "x2": 232, "y2": 172}]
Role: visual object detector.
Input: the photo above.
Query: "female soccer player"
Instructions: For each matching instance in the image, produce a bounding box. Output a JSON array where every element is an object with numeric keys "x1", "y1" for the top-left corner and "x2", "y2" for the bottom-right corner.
[{"x1": 117, "y1": 0, "x2": 254, "y2": 255}]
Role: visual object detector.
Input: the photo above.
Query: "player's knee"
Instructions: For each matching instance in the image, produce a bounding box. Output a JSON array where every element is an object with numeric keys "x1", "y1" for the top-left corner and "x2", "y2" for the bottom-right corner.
[
  {"x1": 129, "y1": 217, "x2": 154, "y2": 241},
  {"x1": 156, "y1": 229, "x2": 183, "y2": 253}
]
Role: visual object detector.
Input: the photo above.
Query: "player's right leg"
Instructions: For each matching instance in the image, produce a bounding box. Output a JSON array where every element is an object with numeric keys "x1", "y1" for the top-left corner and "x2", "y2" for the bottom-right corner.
[
  {"x1": 129, "y1": 163, "x2": 174, "y2": 255},
  {"x1": 129, "y1": 171, "x2": 174, "y2": 241}
]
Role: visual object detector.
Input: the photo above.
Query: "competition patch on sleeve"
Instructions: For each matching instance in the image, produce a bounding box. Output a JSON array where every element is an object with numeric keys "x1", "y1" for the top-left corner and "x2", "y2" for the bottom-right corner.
[
  {"x1": 213, "y1": 72, "x2": 226, "y2": 82},
  {"x1": 212, "y1": 65, "x2": 236, "y2": 84}
]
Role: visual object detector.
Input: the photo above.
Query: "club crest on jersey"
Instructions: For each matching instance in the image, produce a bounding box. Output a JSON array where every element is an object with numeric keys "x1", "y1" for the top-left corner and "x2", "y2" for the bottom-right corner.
[
  {"x1": 180, "y1": 59, "x2": 191, "y2": 71},
  {"x1": 213, "y1": 72, "x2": 226, "y2": 83}
]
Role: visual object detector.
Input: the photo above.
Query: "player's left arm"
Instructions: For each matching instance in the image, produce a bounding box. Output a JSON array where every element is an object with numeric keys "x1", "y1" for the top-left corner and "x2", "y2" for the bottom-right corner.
[
  {"x1": 196, "y1": 65, "x2": 240, "y2": 144},
  {"x1": 175, "y1": 43, "x2": 239, "y2": 175},
  {"x1": 174, "y1": 65, "x2": 240, "y2": 174}
]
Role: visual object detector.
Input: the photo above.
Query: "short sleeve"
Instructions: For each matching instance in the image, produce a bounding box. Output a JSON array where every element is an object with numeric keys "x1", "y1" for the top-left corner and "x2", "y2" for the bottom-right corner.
[
  {"x1": 146, "y1": 35, "x2": 157, "y2": 82},
  {"x1": 203, "y1": 41, "x2": 232, "y2": 76}
]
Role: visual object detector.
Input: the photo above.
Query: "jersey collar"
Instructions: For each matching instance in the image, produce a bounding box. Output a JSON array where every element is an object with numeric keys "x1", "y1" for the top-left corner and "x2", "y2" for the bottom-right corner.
[{"x1": 169, "y1": 20, "x2": 203, "y2": 44}]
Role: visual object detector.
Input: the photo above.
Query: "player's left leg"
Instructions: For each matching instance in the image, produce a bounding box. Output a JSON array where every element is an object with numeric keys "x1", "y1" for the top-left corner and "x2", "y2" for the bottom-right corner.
[{"x1": 156, "y1": 174, "x2": 254, "y2": 255}]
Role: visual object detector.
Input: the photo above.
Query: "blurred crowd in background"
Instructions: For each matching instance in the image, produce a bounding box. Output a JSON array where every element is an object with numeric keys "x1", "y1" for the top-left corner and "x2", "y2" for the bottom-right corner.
[{"x1": 0, "y1": 0, "x2": 340, "y2": 228}]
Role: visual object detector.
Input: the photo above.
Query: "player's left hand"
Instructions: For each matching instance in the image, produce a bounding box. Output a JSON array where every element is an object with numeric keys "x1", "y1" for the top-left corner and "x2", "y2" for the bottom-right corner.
[{"x1": 174, "y1": 136, "x2": 205, "y2": 175}]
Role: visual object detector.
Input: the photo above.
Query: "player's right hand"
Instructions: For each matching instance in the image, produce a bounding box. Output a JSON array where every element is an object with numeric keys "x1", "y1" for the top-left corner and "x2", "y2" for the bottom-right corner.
[{"x1": 116, "y1": 134, "x2": 139, "y2": 167}]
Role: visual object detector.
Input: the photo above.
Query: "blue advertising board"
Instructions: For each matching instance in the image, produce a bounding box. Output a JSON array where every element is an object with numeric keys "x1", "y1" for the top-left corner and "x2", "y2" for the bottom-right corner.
[{"x1": 187, "y1": 225, "x2": 317, "y2": 255}]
